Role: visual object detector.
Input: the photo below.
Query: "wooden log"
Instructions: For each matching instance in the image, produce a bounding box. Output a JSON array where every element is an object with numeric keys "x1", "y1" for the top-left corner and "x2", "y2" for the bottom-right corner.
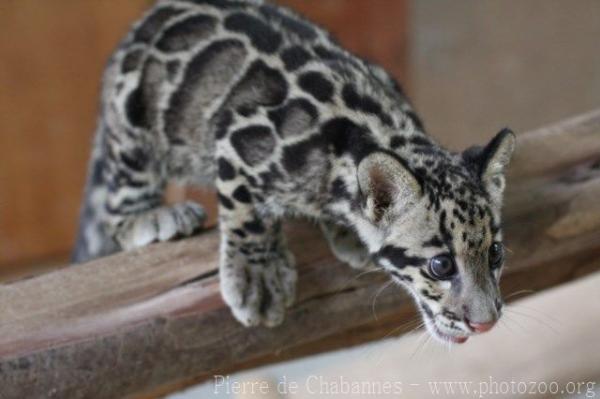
[{"x1": 1, "y1": 110, "x2": 600, "y2": 399}]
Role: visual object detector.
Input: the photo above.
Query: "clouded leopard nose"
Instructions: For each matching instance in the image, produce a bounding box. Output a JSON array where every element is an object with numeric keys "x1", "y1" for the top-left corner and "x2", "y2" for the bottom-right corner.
[{"x1": 466, "y1": 318, "x2": 497, "y2": 333}]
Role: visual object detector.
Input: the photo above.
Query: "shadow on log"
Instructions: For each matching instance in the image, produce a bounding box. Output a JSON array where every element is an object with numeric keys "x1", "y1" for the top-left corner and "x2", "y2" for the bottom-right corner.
[{"x1": 1, "y1": 110, "x2": 600, "y2": 398}]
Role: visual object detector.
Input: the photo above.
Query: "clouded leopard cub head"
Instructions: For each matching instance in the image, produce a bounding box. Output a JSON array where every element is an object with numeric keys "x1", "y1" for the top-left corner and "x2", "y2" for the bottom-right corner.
[{"x1": 358, "y1": 129, "x2": 516, "y2": 344}]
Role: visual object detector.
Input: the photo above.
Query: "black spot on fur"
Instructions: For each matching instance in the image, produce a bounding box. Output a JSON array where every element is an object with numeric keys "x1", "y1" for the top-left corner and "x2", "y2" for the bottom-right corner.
[
  {"x1": 443, "y1": 309, "x2": 461, "y2": 321},
  {"x1": 156, "y1": 14, "x2": 217, "y2": 52},
  {"x1": 166, "y1": 60, "x2": 180, "y2": 82},
  {"x1": 90, "y1": 156, "x2": 105, "y2": 186},
  {"x1": 259, "y1": 163, "x2": 284, "y2": 187},
  {"x1": 298, "y1": 71, "x2": 334, "y2": 102},
  {"x1": 239, "y1": 169, "x2": 258, "y2": 187},
  {"x1": 406, "y1": 110, "x2": 424, "y2": 131},
  {"x1": 217, "y1": 157, "x2": 236, "y2": 181},
  {"x1": 232, "y1": 185, "x2": 252, "y2": 203},
  {"x1": 420, "y1": 301, "x2": 435, "y2": 319},
  {"x1": 126, "y1": 87, "x2": 146, "y2": 128},
  {"x1": 421, "y1": 289, "x2": 442, "y2": 301},
  {"x1": 268, "y1": 98, "x2": 318, "y2": 138},
  {"x1": 313, "y1": 45, "x2": 350, "y2": 63},
  {"x1": 236, "y1": 106, "x2": 256, "y2": 118},
  {"x1": 225, "y1": 13, "x2": 282, "y2": 53},
  {"x1": 218, "y1": 193, "x2": 235, "y2": 210},
  {"x1": 244, "y1": 219, "x2": 265, "y2": 234},
  {"x1": 452, "y1": 208, "x2": 466, "y2": 224},
  {"x1": 166, "y1": 40, "x2": 246, "y2": 140},
  {"x1": 121, "y1": 49, "x2": 144, "y2": 73},
  {"x1": 281, "y1": 134, "x2": 323, "y2": 174},
  {"x1": 413, "y1": 146, "x2": 443, "y2": 157},
  {"x1": 375, "y1": 245, "x2": 426, "y2": 268},
  {"x1": 225, "y1": 60, "x2": 288, "y2": 115},
  {"x1": 108, "y1": 168, "x2": 148, "y2": 191},
  {"x1": 330, "y1": 177, "x2": 350, "y2": 199},
  {"x1": 259, "y1": 4, "x2": 318, "y2": 40},
  {"x1": 230, "y1": 125, "x2": 276, "y2": 166},
  {"x1": 280, "y1": 46, "x2": 312, "y2": 71},
  {"x1": 126, "y1": 55, "x2": 168, "y2": 128},
  {"x1": 390, "y1": 135, "x2": 407, "y2": 149},
  {"x1": 232, "y1": 228, "x2": 247, "y2": 238},
  {"x1": 390, "y1": 270, "x2": 413, "y2": 282},
  {"x1": 215, "y1": 109, "x2": 234, "y2": 140},
  {"x1": 341, "y1": 84, "x2": 393, "y2": 126},
  {"x1": 134, "y1": 7, "x2": 185, "y2": 43},
  {"x1": 321, "y1": 117, "x2": 377, "y2": 163},
  {"x1": 120, "y1": 148, "x2": 149, "y2": 172},
  {"x1": 423, "y1": 235, "x2": 444, "y2": 248},
  {"x1": 410, "y1": 135, "x2": 432, "y2": 146}
]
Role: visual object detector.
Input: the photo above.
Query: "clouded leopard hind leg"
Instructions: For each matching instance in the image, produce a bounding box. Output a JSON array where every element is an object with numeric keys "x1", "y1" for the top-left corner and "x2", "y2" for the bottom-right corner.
[{"x1": 113, "y1": 201, "x2": 206, "y2": 250}]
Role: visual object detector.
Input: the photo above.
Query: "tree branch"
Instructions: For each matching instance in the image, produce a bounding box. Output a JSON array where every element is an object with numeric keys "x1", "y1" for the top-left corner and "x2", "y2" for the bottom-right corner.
[{"x1": 1, "y1": 110, "x2": 600, "y2": 399}]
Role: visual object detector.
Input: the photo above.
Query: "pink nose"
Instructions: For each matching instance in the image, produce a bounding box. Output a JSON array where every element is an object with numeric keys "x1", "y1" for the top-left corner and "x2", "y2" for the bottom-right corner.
[{"x1": 467, "y1": 320, "x2": 496, "y2": 333}]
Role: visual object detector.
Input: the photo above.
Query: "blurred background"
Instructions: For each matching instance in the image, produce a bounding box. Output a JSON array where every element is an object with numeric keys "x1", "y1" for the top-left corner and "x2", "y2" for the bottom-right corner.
[{"x1": 1, "y1": 1, "x2": 599, "y2": 397}]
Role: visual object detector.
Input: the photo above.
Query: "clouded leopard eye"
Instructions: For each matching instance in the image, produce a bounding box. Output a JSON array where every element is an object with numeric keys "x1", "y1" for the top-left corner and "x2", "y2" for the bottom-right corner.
[
  {"x1": 428, "y1": 254, "x2": 456, "y2": 280},
  {"x1": 489, "y1": 242, "x2": 504, "y2": 269}
]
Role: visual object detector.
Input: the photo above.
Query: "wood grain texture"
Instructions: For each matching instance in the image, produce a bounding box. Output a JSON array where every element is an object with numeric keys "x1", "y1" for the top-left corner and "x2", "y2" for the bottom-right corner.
[{"x1": 0, "y1": 110, "x2": 599, "y2": 398}]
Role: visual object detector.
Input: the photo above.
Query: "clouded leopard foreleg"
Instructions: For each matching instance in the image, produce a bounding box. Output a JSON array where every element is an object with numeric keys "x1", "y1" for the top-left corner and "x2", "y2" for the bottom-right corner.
[
  {"x1": 217, "y1": 176, "x2": 296, "y2": 327},
  {"x1": 320, "y1": 221, "x2": 372, "y2": 269},
  {"x1": 103, "y1": 140, "x2": 206, "y2": 251}
]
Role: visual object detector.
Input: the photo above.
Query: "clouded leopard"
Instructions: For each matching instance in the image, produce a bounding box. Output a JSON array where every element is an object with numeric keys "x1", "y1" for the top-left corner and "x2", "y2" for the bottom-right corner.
[{"x1": 74, "y1": 0, "x2": 516, "y2": 344}]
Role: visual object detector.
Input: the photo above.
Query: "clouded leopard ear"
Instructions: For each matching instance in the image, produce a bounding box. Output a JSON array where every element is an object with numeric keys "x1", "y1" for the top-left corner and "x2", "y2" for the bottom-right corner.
[
  {"x1": 480, "y1": 128, "x2": 516, "y2": 203},
  {"x1": 357, "y1": 152, "x2": 422, "y2": 224}
]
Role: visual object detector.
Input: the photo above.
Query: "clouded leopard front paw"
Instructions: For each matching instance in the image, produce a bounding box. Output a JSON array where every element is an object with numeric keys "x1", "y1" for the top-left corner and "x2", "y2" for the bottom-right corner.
[
  {"x1": 220, "y1": 246, "x2": 297, "y2": 327},
  {"x1": 114, "y1": 201, "x2": 206, "y2": 250}
]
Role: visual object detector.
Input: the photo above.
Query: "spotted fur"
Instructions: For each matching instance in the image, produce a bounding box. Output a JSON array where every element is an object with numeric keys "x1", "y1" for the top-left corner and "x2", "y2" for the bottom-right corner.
[{"x1": 74, "y1": 0, "x2": 516, "y2": 340}]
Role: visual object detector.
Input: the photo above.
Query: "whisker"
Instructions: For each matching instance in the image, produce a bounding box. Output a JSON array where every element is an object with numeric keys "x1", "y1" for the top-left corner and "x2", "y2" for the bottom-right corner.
[
  {"x1": 381, "y1": 317, "x2": 423, "y2": 341},
  {"x1": 335, "y1": 267, "x2": 385, "y2": 295},
  {"x1": 359, "y1": 316, "x2": 423, "y2": 362},
  {"x1": 505, "y1": 307, "x2": 560, "y2": 335},
  {"x1": 421, "y1": 334, "x2": 433, "y2": 356},
  {"x1": 371, "y1": 280, "x2": 394, "y2": 321},
  {"x1": 510, "y1": 303, "x2": 562, "y2": 324},
  {"x1": 504, "y1": 289, "x2": 536, "y2": 301},
  {"x1": 371, "y1": 319, "x2": 425, "y2": 367},
  {"x1": 500, "y1": 314, "x2": 529, "y2": 335},
  {"x1": 410, "y1": 330, "x2": 430, "y2": 359},
  {"x1": 446, "y1": 336, "x2": 453, "y2": 352},
  {"x1": 354, "y1": 267, "x2": 385, "y2": 280},
  {"x1": 499, "y1": 318, "x2": 513, "y2": 334}
]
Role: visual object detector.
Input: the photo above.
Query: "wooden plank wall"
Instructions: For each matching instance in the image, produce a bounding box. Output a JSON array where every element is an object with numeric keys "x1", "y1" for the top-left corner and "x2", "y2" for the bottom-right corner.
[
  {"x1": 0, "y1": 0, "x2": 151, "y2": 271},
  {"x1": 0, "y1": 0, "x2": 407, "y2": 274}
]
